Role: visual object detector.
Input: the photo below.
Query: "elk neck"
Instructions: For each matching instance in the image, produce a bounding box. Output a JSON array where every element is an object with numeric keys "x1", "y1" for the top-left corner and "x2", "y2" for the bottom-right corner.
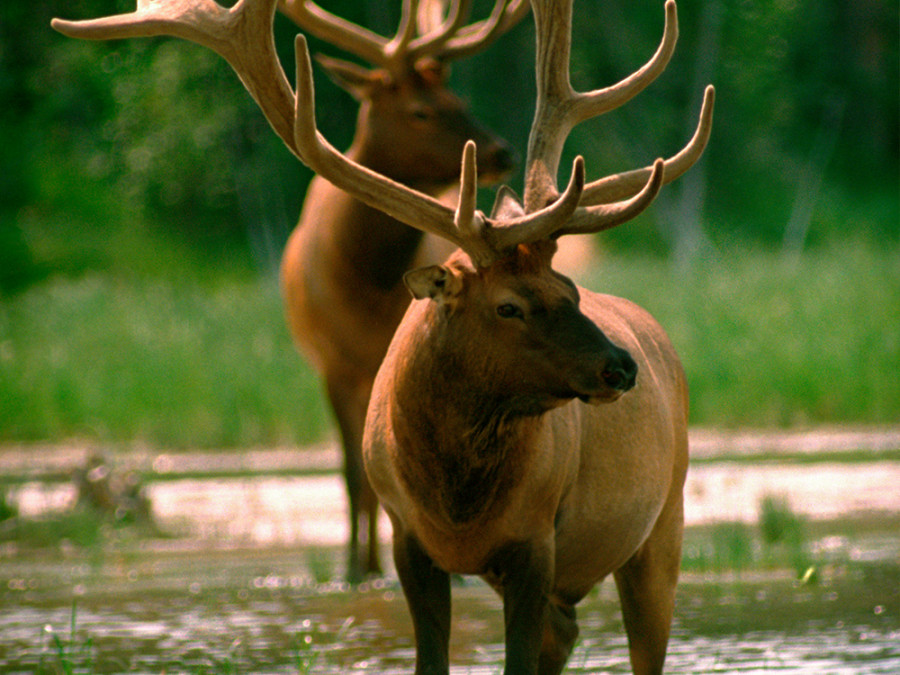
[
  {"x1": 324, "y1": 136, "x2": 452, "y2": 292},
  {"x1": 390, "y1": 306, "x2": 545, "y2": 526}
]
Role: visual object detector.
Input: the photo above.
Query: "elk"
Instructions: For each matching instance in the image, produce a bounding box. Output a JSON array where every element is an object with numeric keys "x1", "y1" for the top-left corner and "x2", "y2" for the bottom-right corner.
[
  {"x1": 277, "y1": 0, "x2": 525, "y2": 580},
  {"x1": 52, "y1": 0, "x2": 713, "y2": 672},
  {"x1": 362, "y1": 1, "x2": 713, "y2": 670},
  {"x1": 56, "y1": 0, "x2": 525, "y2": 582}
]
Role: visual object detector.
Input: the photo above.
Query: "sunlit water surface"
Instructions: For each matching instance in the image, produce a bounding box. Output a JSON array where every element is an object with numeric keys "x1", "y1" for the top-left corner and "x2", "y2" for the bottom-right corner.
[{"x1": 1, "y1": 546, "x2": 897, "y2": 674}]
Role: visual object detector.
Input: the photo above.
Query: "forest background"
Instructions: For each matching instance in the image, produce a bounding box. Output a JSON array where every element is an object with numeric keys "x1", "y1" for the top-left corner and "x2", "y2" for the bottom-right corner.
[{"x1": 1, "y1": 0, "x2": 898, "y2": 448}]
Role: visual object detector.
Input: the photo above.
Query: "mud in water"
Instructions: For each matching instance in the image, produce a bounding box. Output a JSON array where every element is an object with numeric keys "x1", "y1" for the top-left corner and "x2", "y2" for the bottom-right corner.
[{"x1": 1, "y1": 544, "x2": 898, "y2": 674}]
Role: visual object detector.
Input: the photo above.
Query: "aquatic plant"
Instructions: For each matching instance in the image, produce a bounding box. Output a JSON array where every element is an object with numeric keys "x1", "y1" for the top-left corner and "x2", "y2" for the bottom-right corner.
[
  {"x1": 37, "y1": 602, "x2": 95, "y2": 675},
  {"x1": 759, "y1": 494, "x2": 812, "y2": 576}
]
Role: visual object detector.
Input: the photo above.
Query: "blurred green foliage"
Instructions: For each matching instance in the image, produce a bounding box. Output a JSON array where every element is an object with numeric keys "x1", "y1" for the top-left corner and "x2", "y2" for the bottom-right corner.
[
  {"x1": 0, "y1": 1, "x2": 897, "y2": 445},
  {"x1": 1, "y1": 241, "x2": 896, "y2": 446},
  {"x1": 1, "y1": 0, "x2": 897, "y2": 292}
]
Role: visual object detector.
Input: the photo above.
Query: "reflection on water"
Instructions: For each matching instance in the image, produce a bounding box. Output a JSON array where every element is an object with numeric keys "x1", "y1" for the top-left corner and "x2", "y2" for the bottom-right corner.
[
  {"x1": 10, "y1": 462, "x2": 900, "y2": 548},
  {"x1": 1, "y1": 546, "x2": 897, "y2": 674}
]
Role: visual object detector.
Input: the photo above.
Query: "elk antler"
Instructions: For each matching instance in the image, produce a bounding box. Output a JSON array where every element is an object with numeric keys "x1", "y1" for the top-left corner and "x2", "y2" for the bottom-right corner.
[
  {"x1": 278, "y1": 0, "x2": 529, "y2": 76},
  {"x1": 523, "y1": 0, "x2": 713, "y2": 215},
  {"x1": 52, "y1": 0, "x2": 712, "y2": 267}
]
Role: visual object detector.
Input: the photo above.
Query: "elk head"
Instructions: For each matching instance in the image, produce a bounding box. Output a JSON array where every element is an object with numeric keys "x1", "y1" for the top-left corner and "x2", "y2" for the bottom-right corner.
[
  {"x1": 279, "y1": 0, "x2": 525, "y2": 183},
  {"x1": 404, "y1": 236, "x2": 638, "y2": 416}
]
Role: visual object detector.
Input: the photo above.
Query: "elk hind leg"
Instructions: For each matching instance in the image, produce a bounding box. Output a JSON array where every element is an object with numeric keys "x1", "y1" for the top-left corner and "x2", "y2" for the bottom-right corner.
[{"x1": 613, "y1": 496, "x2": 684, "y2": 675}]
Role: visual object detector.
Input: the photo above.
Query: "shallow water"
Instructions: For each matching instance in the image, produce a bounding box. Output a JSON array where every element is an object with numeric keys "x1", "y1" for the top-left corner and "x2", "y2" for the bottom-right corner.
[
  {"x1": 3, "y1": 436, "x2": 899, "y2": 673},
  {"x1": 1, "y1": 546, "x2": 898, "y2": 674},
  {"x1": 10, "y1": 461, "x2": 900, "y2": 549}
]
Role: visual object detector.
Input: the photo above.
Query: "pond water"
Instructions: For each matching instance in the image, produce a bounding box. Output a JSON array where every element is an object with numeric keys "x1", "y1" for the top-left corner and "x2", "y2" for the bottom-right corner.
[
  {"x1": 1, "y1": 545, "x2": 898, "y2": 674},
  {"x1": 10, "y1": 461, "x2": 900, "y2": 548},
  {"x1": 2, "y1": 434, "x2": 899, "y2": 673}
]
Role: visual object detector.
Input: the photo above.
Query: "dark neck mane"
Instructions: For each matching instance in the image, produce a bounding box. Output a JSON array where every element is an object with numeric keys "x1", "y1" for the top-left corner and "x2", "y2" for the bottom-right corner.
[{"x1": 394, "y1": 337, "x2": 543, "y2": 525}]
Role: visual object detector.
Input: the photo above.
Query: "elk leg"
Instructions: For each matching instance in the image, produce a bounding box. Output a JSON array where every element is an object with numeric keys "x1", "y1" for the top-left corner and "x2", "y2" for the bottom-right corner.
[
  {"x1": 538, "y1": 599, "x2": 579, "y2": 675},
  {"x1": 492, "y1": 542, "x2": 555, "y2": 675},
  {"x1": 393, "y1": 532, "x2": 451, "y2": 675},
  {"x1": 325, "y1": 374, "x2": 381, "y2": 581},
  {"x1": 613, "y1": 493, "x2": 684, "y2": 675}
]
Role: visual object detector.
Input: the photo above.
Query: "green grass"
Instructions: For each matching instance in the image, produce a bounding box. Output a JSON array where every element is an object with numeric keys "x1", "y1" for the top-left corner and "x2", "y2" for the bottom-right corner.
[
  {"x1": 587, "y1": 238, "x2": 900, "y2": 427},
  {"x1": 38, "y1": 603, "x2": 95, "y2": 675},
  {"x1": 0, "y1": 276, "x2": 328, "y2": 448},
  {"x1": 1, "y1": 238, "x2": 897, "y2": 448},
  {"x1": 682, "y1": 495, "x2": 813, "y2": 576}
]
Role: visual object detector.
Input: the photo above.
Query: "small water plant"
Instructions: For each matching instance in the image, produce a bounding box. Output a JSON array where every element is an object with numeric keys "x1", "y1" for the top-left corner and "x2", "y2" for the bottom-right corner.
[
  {"x1": 758, "y1": 494, "x2": 811, "y2": 576},
  {"x1": 37, "y1": 602, "x2": 95, "y2": 675},
  {"x1": 681, "y1": 495, "x2": 814, "y2": 575}
]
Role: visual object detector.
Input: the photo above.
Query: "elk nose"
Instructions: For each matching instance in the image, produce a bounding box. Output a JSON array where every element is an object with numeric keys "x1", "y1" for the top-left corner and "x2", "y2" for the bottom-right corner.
[
  {"x1": 602, "y1": 352, "x2": 638, "y2": 392},
  {"x1": 484, "y1": 142, "x2": 515, "y2": 176}
]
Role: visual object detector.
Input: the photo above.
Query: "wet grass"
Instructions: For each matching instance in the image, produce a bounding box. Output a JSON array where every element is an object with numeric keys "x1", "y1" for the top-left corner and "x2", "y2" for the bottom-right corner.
[
  {"x1": 0, "y1": 276, "x2": 329, "y2": 449},
  {"x1": 37, "y1": 603, "x2": 96, "y2": 675},
  {"x1": 585, "y1": 238, "x2": 900, "y2": 428},
  {"x1": 682, "y1": 494, "x2": 815, "y2": 576},
  {"x1": 1, "y1": 239, "x2": 898, "y2": 449}
]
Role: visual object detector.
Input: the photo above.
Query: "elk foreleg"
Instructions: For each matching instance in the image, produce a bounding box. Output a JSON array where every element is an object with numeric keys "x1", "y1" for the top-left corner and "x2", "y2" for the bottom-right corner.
[
  {"x1": 613, "y1": 493, "x2": 684, "y2": 675},
  {"x1": 492, "y1": 541, "x2": 556, "y2": 675},
  {"x1": 325, "y1": 374, "x2": 381, "y2": 581},
  {"x1": 394, "y1": 532, "x2": 452, "y2": 675},
  {"x1": 538, "y1": 599, "x2": 579, "y2": 675}
]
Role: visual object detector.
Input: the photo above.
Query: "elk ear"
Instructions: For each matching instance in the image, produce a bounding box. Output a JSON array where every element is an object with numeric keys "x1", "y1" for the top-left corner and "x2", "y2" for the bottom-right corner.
[
  {"x1": 490, "y1": 186, "x2": 526, "y2": 219},
  {"x1": 315, "y1": 54, "x2": 386, "y2": 100},
  {"x1": 403, "y1": 265, "x2": 462, "y2": 301},
  {"x1": 413, "y1": 57, "x2": 448, "y2": 86}
]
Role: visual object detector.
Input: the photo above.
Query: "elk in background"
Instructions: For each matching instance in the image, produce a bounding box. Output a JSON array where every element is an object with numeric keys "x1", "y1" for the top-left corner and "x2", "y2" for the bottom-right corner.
[
  {"x1": 277, "y1": 0, "x2": 525, "y2": 580},
  {"x1": 53, "y1": 0, "x2": 528, "y2": 581},
  {"x1": 51, "y1": 3, "x2": 713, "y2": 672}
]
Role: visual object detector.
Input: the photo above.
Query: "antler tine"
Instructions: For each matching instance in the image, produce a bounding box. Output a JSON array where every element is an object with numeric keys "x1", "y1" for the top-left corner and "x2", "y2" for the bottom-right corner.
[
  {"x1": 558, "y1": 158, "x2": 665, "y2": 236},
  {"x1": 278, "y1": 0, "x2": 389, "y2": 67},
  {"x1": 384, "y1": 0, "x2": 421, "y2": 64},
  {"x1": 569, "y1": 0, "x2": 678, "y2": 124},
  {"x1": 461, "y1": 0, "x2": 530, "y2": 38},
  {"x1": 487, "y1": 156, "x2": 586, "y2": 252},
  {"x1": 581, "y1": 85, "x2": 715, "y2": 205},
  {"x1": 292, "y1": 34, "x2": 474, "y2": 251},
  {"x1": 453, "y1": 141, "x2": 498, "y2": 267},
  {"x1": 408, "y1": 0, "x2": 475, "y2": 59},
  {"x1": 52, "y1": 0, "x2": 298, "y2": 158},
  {"x1": 416, "y1": 0, "x2": 448, "y2": 35},
  {"x1": 424, "y1": 0, "x2": 528, "y2": 62}
]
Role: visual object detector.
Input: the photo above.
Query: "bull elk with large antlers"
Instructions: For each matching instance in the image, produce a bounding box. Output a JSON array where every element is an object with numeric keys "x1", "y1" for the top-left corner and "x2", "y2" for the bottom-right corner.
[
  {"x1": 52, "y1": 0, "x2": 713, "y2": 670},
  {"x1": 362, "y1": 0, "x2": 713, "y2": 670}
]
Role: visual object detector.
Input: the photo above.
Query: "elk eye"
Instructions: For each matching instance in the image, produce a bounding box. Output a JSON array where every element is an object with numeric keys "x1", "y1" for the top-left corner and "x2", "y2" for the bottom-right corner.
[
  {"x1": 496, "y1": 303, "x2": 524, "y2": 319},
  {"x1": 410, "y1": 105, "x2": 435, "y2": 121}
]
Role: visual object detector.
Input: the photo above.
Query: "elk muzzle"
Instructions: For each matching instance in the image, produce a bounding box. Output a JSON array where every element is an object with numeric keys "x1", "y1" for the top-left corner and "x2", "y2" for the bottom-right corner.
[
  {"x1": 600, "y1": 346, "x2": 638, "y2": 394},
  {"x1": 545, "y1": 302, "x2": 638, "y2": 404}
]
